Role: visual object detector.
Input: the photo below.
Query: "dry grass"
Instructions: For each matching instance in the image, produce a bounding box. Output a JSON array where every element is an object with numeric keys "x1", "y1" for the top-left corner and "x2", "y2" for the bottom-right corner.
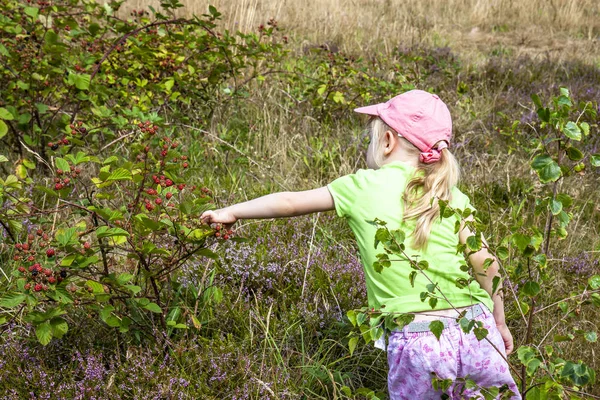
[{"x1": 118, "y1": 0, "x2": 600, "y2": 62}]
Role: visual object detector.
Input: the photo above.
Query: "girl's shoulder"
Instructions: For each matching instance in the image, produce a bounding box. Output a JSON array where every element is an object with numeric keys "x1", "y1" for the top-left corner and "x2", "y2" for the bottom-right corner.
[{"x1": 450, "y1": 186, "x2": 475, "y2": 211}]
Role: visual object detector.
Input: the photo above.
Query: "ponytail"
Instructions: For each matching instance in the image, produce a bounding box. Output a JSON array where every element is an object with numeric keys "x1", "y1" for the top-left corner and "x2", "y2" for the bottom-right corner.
[
  {"x1": 403, "y1": 147, "x2": 460, "y2": 250},
  {"x1": 367, "y1": 117, "x2": 460, "y2": 250}
]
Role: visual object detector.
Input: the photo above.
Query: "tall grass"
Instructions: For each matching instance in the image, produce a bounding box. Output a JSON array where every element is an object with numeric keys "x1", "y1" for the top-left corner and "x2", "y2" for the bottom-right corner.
[{"x1": 119, "y1": 0, "x2": 600, "y2": 60}]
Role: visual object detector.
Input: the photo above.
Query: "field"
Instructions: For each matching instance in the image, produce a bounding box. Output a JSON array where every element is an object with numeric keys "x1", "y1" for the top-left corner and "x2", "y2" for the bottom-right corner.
[{"x1": 0, "y1": 0, "x2": 599, "y2": 398}]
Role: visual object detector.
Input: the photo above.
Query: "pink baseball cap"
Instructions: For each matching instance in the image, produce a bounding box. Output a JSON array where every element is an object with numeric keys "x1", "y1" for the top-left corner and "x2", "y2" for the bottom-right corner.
[{"x1": 354, "y1": 90, "x2": 452, "y2": 163}]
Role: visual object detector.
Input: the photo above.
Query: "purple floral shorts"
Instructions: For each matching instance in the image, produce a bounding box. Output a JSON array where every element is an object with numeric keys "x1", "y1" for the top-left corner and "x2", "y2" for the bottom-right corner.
[{"x1": 387, "y1": 305, "x2": 521, "y2": 399}]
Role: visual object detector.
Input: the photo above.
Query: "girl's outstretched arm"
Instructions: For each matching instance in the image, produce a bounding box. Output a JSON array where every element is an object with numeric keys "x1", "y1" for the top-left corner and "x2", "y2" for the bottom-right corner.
[
  {"x1": 459, "y1": 219, "x2": 514, "y2": 355},
  {"x1": 200, "y1": 187, "x2": 335, "y2": 226}
]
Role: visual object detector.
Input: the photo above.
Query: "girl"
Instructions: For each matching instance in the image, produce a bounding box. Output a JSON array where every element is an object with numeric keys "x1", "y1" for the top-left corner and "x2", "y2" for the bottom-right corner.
[{"x1": 201, "y1": 90, "x2": 520, "y2": 399}]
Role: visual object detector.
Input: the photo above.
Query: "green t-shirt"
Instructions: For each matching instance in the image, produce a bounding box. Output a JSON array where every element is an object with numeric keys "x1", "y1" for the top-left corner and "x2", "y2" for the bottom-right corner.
[{"x1": 327, "y1": 161, "x2": 493, "y2": 314}]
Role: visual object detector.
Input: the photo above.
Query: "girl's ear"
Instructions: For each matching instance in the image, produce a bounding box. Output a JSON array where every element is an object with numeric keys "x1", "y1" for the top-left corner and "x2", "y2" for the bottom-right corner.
[{"x1": 383, "y1": 130, "x2": 396, "y2": 156}]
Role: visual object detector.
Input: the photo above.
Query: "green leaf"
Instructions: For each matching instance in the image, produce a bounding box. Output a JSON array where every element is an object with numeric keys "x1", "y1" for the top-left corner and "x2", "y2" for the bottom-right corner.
[
  {"x1": 592, "y1": 154, "x2": 600, "y2": 167},
  {"x1": 24, "y1": 6, "x2": 39, "y2": 18},
  {"x1": 124, "y1": 285, "x2": 141, "y2": 294},
  {"x1": 549, "y1": 199, "x2": 562, "y2": 215},
  {"x1": 511, "y1": 233, "x2": 530, "y2": 253},
  {"x1": 496, "y1": 246, "x2": 509, "y2": 260},
  {"x1": 589, "y1": 275, "x2": 600, "y2": 290},
  {"x1": 55, "y1": 157, "x2": 70, "y2": 172},
  {"x1": 565, "y1": 146, "x2": 583, "y2": 161},
  {"x1": 106, "y1": 168, "x2": 132, "y2": 181},
  {"x1": 466, "y1": 235, "x2": 481, "y2": 251},
  {"x1": 531, "y1": 93, "x2": 542, "y2": 108},
  {"x1": 429, "y1": 320, "x2": 444, "y2": 340},
  {"x1": 96, "y1": 226, "x2": 129, "y2": 238},
  {"x1": 530, "y1": 155, "x2": 561, "y2": 183},
  {"x1": 562, "y1": 121, "x2": 581, "y2": 141},
  {"x1": 0, "y1": 120, "x2": 7, "y2": 139},
  {"x1": 0, "y1": 293, "x2": 27, "y2": 308},
  {"x1": 85, "y1": 280, "x2": 104, "y2": 294},
  {"x1": 348, "y1": 336, "x2": 358, "y2": 356},
  {"x1": 0, "y1": 107, "x2": 14, "y2": 120},
  {"x1": 584, "y1": 331, "x2": 597, "y2": 343},
  {"x1": 116, "y1": 273, "x2": 134, "y2": 285},
  {"x1": 561, "y1": 361, "x2": 595, "y2": 386},
  {"x1": 36, "y1": 322, "x2": 52, "y2": 345},
  {"x1": 474, "y1": 326, "x2": 489, "y2": 341},
  {"x1": 50, "y1": 317, "x2": 68, "y2": 339},
  {"x1": 72, "y1": 73, "x2": 91, "y2": 90},
  {"x1": 409, "y1": 270, "x2": 417, "y2": 287},
  {"x1": 144, "y1": 302, "x2": 162, "y2": 313},
  {"x1": 522, "y1": 281, "x2": 541, "y2": 297}
]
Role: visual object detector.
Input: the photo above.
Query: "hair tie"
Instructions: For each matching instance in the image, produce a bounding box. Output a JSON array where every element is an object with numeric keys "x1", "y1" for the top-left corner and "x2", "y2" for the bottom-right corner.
[{"x1": 419, "y1": 142, "x2": 448, "y2": 164}]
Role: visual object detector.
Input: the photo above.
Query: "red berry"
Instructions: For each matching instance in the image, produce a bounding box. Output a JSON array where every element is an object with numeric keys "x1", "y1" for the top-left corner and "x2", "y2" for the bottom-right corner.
[
  {"x1": 165, "y1": 179, "x2": 173, "y2": 187},
  {"x1": 55, "y1": 183, "x2": 64, "y2": 190},
  {"x1": 223, "y1": 234, "x2": 230, "y2": 240},
  {"x1": 63, "y1": 178, "x2": 70, "y2": 185},
  {"x1": 83, "y1": 242, "x2": 91, "y2": 250},
  {"x1": 24, "y1": 283, "x2": 31, "y2": 290},
  {"x1": 44, "y1": 269, "x2": 52, "y2": 277},
  {"x1": 165, "y1": 192, "x2": 173, "y2": 200},
  {"x1": 18, "y1": 266, "x2": 26, "y2": 273},
  {"x1": 36, "y1": 229, "x2": 43, "y2": 236},
  {"x1": 34, "y1": 283, "x2": 43, "y2": 292},
  {"x1": 15, "y1": 243, "x2": 22, "y2": 250},
  {"x1": 161, "y1": 150, "x2": 168, "y2": 157},
  {"x1": 28, "y1": 234, "x2": 34, "y2": 242},
  {"x1": 48, "y1": 277, "x2": 56, "y2": 284},
  {"x1": 155, "y1": 198, "x2": 162, "y2": 205},
  {"x1": 146, "y1": 188, "x2": 157, "y2": 195},
  {"x1": 182, "y1": 162, "x2": 189, "y2": 168},
  {"x1": 28, "y1": 255, "x2": 35, "y2": 262},
  {"x1": 177, "y1": 184, "x2": 185, "y2": 191},
  {"x1": 145, "y1": 203, "x2": 154, "y2": 211},
  {"x1": 215, "y1": 232, "x2": 221, "y2": 238},
  {"x1": 22, "y1": 243, "x2": 29, "y2": 251},
  {"x1": 46, "y1": 249, "x2": 55, "y2": 257},
  {"x1": 56, "y1": 169, "x2": 63, "y2": 175},
  {"x1": 13, "y1": 255, "x2": 21, "y2": 261}
]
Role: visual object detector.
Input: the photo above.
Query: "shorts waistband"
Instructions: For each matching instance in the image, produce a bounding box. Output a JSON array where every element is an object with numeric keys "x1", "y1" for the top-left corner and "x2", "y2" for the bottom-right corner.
[{"x1": 394, "y1": 303, "x2": 487, "y2": 334}]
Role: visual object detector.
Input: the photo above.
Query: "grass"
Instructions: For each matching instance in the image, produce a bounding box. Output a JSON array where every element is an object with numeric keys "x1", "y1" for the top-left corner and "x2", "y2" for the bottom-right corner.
[{"x1": 1, "y1": 0, "x2": 600, "y2": 398}]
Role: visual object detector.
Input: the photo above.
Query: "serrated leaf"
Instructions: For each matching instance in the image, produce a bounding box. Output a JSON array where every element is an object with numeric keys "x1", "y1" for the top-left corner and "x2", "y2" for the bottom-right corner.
[
  {"x1": 562, "y1": 121, "x2": 581, "y2": 141},
  {"x1": 522, "y1": 281, "x2": 540, "y2": 297},
  {"x1": 549, "y1": 199, "x2": 562, "y2": 215},
  {"x1": 96, "y1": 226, "x2": 129, "y2": 238},
  {"x1": 36, "y1": 322, "x2": 52, "y2": 345},
  {"x1": 55, "y1": 157, "x2": 70, "y2": 172},
  {"x1": 0, "y1": 293, "x2": 27, "y2": 308},
  {"x1": 50, "y1": 317, "x2": 68, "y2": 338},
  {"x1": 429, "y1": 320, "x2": 444, "y2": 340},
  {"x1": 531, "y1": 155, "x2": 561, "y2": 183},
  {"x1": 85, "y1": 280, "x2": 104, "y2": 293},
  {"x1": 106, "y1": 168, "x2": 132, "y2": 181}
]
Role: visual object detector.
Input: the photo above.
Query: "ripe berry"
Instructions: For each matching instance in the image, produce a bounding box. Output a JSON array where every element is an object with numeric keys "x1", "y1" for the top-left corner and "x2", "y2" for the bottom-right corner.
[
  {"x1": 165, "y1": 179, "x2": 173, "y2": 187},
  {"x1": 60, "y1": 270, "x2": 67, "y2": 278},
  {"x1": 46, "y1": 249, "x2": 55, "y2": 257},
  {"x1": 34, "y1": 284, "x2": 43, "y2": 292},
  {"x1": 51, "y1": 143, "x2": 59, "y2": 150}
]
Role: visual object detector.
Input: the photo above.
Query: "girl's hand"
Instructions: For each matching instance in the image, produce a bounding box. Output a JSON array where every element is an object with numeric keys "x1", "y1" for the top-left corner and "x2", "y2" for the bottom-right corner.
[
  {"x1": 496, "y1": 323, "x2": 514, "y2": 355},
  {"x1": 200, "y1": 209, "x2": 237, "y2": 227}
]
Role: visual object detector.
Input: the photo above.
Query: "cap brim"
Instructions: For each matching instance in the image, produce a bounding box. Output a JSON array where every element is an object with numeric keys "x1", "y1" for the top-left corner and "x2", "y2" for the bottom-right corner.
[{"x1": 353, "y1": 104, "x2": 380, "y2": 115}]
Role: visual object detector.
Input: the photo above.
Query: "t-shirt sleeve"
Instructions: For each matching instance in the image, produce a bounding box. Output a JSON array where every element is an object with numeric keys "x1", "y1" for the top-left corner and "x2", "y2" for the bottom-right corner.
[
  {"x1": 327, "y1": 170, "x2": 368, "y2": 218},
  {"x1": 451, "y1": 187, "x2": 476, "y2": 214}
]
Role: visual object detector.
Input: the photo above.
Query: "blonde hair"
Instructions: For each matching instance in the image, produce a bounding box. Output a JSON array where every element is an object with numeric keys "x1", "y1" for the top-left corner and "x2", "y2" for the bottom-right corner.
[{"x1": 368, "y1": 117, "x2": 460, "y2": 250}]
